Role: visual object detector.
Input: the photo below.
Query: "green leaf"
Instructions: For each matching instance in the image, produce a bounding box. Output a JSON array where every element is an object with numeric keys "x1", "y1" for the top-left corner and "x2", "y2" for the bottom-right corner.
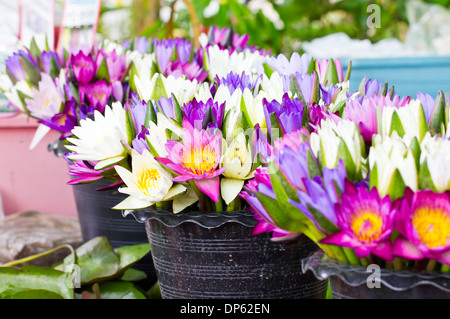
[
  {"x1": 0, "y1": 266, "x2": 73, "y2": 299},
  {"x1": 254, "y1": 192, "x2": 306, "y2": 234},
  {"x1": 49, "y1": 55, "x2": 60, "y2": 78},
  {"x1": 171, "y1": 93, "x2": 183, "y2": 125},
  {"x1": 344, "y1": 60, "x2": 352, "y2": 82},
  {"x1": 418, "y1": 159, "x2": 437, "y2": 191},
  {"x1": 115, "y1": 243, "x2": 151, "y2": 271},
  {"x1": 306, "y1": 204, "x2": 339, "y2": 234},
  {"x1": 28, "y1": 37, "x2": 42, "y2": 59},
  {"x1": 310, "y1": 71, "x2": 320, "y2": 104},
  {"x1": 151, "y1": 74, "x2": 168, "y2": 100},
  {"x1": 64, "y1": 236, "x2": 120, "y2": 285},
  {"x1": 323, "y1": 58, "x2": 339, "y2": 86},
  {"x1": 120, "y1": 268, "x2": 148, "y2": 282},
  {"x1": 95, "y1": 57, "x2": 110, "y2": 84},
  {"x1": 307, "y1": 148, "x2": 322, "y2": 179},
  {"x1": 0, "y1": 288, "x2": 64, "y2": 299},
  {"x1": 369, "y1": 163, "x2": 378, "y2": 190},
  {"x1": 94, "y1": 281, "x2": 147, "y2": 299},
  {"x1": 386, "y1": 169, "x2": 406, "y2": 201},
  {"x1": 357, "y1": 76, "x2": 368, "y2": 96},
  {"x1": 269, "y1": 111, "x2": 284, "y2": 138},
  {"x1": 428, "y1": 90, "x2": 445, "y2": 135},
  {"x1": 145, "y1": 100, "x2": 157, "y2": 126},
  {"x1": 336, "y1": 138, "x2": 357, "y2": 181},
  {"x1": 20, "y1": 55, "x2": 41, "y2": 86},
  {"x1": 410, "y1": 136, "x2": 421, "y2": 172},
  {"x1": 389, "y1": 110, "x2": 405, "y2": 137}
]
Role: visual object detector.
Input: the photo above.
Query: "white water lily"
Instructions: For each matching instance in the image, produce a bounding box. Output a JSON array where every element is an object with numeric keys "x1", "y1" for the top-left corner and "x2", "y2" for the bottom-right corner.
[
  {"x1": 369, "y1": 133, "x2": 418, "y2": 198},
  {"x1": 206, "y1": 45, "x2": 264, "y2": 80},
  {"x1": 114, "y1": 149, "x2": 185, "y2": 210},
  {"x1": 220, "y1": 132, "x2": 254, "y2": 205},
  {"x1": 0, "y1": 76, "x2": 32, "y2": 112},
  {"x1": 310, "y1": 118, "x2": 365, "y2": 179},
  {"x1": 261, "y1": 72, "x2": 289, "y2": 97},
  {"x1": 135, "y1": 72, "x2": 200, "y2": 106},
  {"x1": 419, "y1": 133, "x2": 450, "y2": 192},
  {"x1": 131, "y1": 53, "x2": 156, "y2": 101},
  {"x1": 66, "y1": 101, "x2": 130, "y2": 170},
  {"x1": 26, "y1": 72, "x2": 66, "y2": 149},
  {"x1": 146, "y1": 112, "x2": 183, "y2": 157},
  {"x1": 240, "y1": 87, "x2": 285, "y2": 129},
  {"x1": 379, "y1": 99, "x2": 428, "y2": 142}
]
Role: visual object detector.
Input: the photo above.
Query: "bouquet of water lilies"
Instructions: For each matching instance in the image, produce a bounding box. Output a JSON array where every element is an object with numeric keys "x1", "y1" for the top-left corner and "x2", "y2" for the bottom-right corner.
[
  {"x1": 64, "y1": 27, "x2": 352, "y2": 213},
  {"x1": 241, "y1": 77, "x2": 450, "y2": 271},
  {"x1": 0, "y1": 36, "x2": 139, "y2": 154}
]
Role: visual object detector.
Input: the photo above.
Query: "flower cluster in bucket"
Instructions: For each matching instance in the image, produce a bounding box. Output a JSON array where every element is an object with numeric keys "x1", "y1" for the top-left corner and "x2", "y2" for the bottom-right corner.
[
  {"x1": 0, "y1": 37, "x2": 139, "y2": 152},
  {"x1": 48, "y1": 27, "x2": 351, "y2": 213},
  {"x1": 242, "y1": 79, "x2": 450, "y2": 271}
]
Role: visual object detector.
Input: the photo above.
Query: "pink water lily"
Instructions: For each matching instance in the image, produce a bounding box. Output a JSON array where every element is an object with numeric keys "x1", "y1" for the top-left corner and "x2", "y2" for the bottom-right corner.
[
  {"x1": 393, "y1": 189, "x2": 450, "y2": 265},
  {"x1": 321, "y1": 182, "x2": 397, "y2": 261},
  {"x1": 155, "y1": 119, "x2": 225, "y2": 202}
]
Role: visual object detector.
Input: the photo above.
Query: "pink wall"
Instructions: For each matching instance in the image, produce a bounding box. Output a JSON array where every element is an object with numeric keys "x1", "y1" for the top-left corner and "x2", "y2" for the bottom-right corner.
[{"x1": 0, "y1": 114, "x2": 77, "y2": 217}]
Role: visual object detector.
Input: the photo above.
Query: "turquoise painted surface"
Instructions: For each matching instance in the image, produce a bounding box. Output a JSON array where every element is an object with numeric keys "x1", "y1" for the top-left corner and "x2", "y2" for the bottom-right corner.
[{"x1": 342, "y1": 56, "x2": 450, "y2": 98}]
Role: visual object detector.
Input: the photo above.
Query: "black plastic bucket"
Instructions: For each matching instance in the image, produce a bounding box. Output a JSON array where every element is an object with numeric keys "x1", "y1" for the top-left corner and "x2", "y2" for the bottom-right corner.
[
  {"x1": 71, "y1": 180, "x2": 157, "y2": 289},
  {"x1": 131, "y1": 209, "x2": 328, "y2": 299}
]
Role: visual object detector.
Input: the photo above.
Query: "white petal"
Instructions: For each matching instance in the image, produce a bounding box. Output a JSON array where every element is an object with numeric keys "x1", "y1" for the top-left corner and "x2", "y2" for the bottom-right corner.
[{"x1": 220, "y1": 178, "x2": 245, "y2": 205}]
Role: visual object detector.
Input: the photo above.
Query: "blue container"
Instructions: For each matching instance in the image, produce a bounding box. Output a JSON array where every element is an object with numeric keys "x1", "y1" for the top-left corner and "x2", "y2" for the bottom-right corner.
[{"x1": 342, "y1": 56, "x2": 450, "y2": 98}]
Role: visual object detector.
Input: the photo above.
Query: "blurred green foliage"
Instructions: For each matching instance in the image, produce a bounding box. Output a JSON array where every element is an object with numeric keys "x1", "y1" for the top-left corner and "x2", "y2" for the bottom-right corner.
[{"x1": 99, "y1": 0, "x2": 450, "y2": 55}]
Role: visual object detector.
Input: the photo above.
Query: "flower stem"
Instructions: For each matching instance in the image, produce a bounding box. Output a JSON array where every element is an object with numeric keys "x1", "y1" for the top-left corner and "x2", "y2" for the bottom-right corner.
[
  {"x1": 393, "y1": 257, "x2": 403, "y2": 270},
  {"x1": 226, "y1": 199, "x2": 236, "y2": 211},
  {"x1": 215, "y1": 197, "x2": 224, "y2": 212},
  {"x1": 426, "y1": 259, "x2": 437, "y2": 272},
  {"x1": 441, "y1": 264, "x2": 450, "y2": 273},
  {"x1": 2, "y1": 244, "x2": 75, "y2": 268},
  {"x1": 343, "y1": 247, "x2": 360, "y2": 266}
]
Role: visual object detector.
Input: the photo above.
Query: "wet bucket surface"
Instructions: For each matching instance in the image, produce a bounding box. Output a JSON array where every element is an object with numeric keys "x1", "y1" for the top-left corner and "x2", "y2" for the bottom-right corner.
[{"x1": 135, "y1": 209, "x2": 327, "y2": 299}]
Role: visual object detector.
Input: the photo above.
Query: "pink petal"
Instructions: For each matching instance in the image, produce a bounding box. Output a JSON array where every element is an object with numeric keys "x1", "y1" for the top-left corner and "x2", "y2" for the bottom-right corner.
[
  {"x1": 438, "y1": 250, "x2": 450, "y2": 266},
  {"x1": 320, "y1": 231, "x2": 360, "y2": 249},
  {"x1": 392, "y1": 237, "x2": 424, "y2": 260},
  {"x1": 195, "y1": 176, "x2": 220, "y2": 203},
  {"x1": 372, "y1": 240, "x2": 394, "y2": 262}
]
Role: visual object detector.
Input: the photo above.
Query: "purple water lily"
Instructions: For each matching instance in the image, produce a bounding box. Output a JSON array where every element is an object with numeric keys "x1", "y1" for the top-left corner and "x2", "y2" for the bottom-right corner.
[
  {"x1": 5, "y1": 49, "x2": 40, "y2": 83},
  {"x1": 79, "y1": 80, "x2": 112, "y2": 114},
  {"x1": 320, "y1": 182, "x2": 396, "y2": 261},
  {"x1": 240, "y1": 168, "x2": 294, "y2": 239},
  {"x1": 263, "y1": 93, "x2": 304, "y2": 136},
  {"x1": 39, "y1": 99, "x2": 80, "y2": 139},
  {"x1": 393, "y1": 189, "x2": 450, "y2": 266},
  {"x1": 96, "y1": 49, "x2": 128, "y2": 83},
  {"x1": 166, "y1": 60, "x2": 208, "y2": 82},
  {"x1": 266, "y1": 52, "x2": 312, "y2": 76},
  {"x1": 70, "y1": 50, "x2": 96, "y2": 84},
  {"x1": 154, "y1": 38, "x2": 176, "y2": 74},
  {"x1": 41, "y1": 50, "x2": 62, "y2": 75},
  {"x1": 175, "y1": 38, "x2": 192, "y2": 64},
  {"x1": 183, "y1": 98, "x2": 225, "y2": 130},
  {"x1": 289, "y1": 160, "x2": 347, "y2": 232},
  {"x1": 217, "y1": 71, "x2": 260, "y2": 95}
]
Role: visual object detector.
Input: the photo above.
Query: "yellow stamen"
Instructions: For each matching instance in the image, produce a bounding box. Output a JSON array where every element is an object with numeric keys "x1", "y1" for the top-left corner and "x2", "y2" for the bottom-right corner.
[
  {"x1": 350, "y1": 210, "x2": 383, "y2": 243},
  {"x1": 137, "y1": 168, "x2": 161, "y2": 196},
  {"x1": 412, "y1": 206, "x2": 450, "y2": 249},
  {"x1": 181, "y1": 145, "x2": 217, "y2": 176}
]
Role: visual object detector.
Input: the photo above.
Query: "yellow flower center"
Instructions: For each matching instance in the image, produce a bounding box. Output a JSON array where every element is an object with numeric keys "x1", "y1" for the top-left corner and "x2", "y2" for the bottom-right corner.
[
  {"x1": 137, "y1": 168, "x2": 161, "y2": 196},
  {"x1": 350, "y1": 210, "x2": 383, "y2": 243},
  {"x1": 181, "y1": 145, "x2": 217, "y2": 176},
  {"x1": 92, "y1": 92, "x2": 106, "y2": 101},
  {"x1": 412, "y1": 206, "x2": 450, "y2": 249}
]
